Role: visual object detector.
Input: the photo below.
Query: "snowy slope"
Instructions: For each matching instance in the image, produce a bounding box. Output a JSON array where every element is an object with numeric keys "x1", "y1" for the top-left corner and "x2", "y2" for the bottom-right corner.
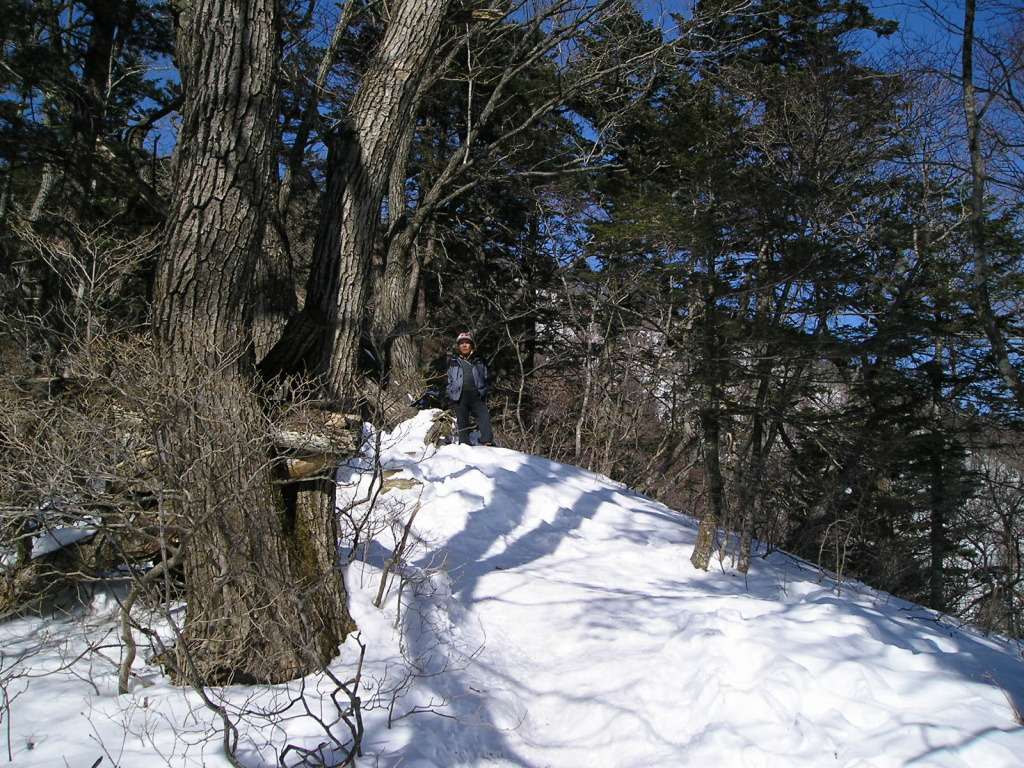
[
  {"x1": 342, "y1": 412, "x2": 1024, "y2": 768},
  {"x1": 2, "y1": 410, "x2": 1022, "y2": 767}
]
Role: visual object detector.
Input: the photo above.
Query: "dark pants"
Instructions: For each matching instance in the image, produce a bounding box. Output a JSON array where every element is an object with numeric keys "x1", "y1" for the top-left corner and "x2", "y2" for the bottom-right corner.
[{"x1": 453, "y1": 389, "x2": 493, "y2": 445}]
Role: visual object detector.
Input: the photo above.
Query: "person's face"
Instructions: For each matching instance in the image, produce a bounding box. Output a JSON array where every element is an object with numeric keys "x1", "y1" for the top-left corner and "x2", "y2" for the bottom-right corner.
[{"x1": 458, "y1": 341, "x2": 473, "y2": 356}]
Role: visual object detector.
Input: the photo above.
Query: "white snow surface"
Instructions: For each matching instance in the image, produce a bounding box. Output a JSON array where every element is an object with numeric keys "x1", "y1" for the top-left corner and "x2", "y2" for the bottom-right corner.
[{"x1": 2, "y1": 409, "x2": 1022, "y2": 767}]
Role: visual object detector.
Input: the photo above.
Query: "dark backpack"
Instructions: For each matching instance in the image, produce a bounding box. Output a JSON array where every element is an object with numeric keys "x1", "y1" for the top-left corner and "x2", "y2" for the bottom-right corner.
[{"x1": 412, "y1": 388, "x2": 447, "y2": 410}]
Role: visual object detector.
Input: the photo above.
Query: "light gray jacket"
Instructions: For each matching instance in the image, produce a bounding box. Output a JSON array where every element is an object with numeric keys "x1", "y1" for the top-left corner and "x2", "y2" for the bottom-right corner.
[{"x1": 446, "y1": 354, "x2": 490, "y2": 402}]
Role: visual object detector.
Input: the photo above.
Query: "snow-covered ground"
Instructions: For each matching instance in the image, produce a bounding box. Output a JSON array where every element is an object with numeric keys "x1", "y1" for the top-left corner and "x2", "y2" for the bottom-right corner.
[{"x1": 2, "y1": 410, "x2": 1023, "y2": 767}]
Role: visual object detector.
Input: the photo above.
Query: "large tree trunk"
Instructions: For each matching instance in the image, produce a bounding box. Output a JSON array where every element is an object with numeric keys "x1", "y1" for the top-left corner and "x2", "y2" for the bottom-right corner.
[
  {"x1": 372, "y1": 116, "x2": 425, "y2": 408},
  {"x1": 154, "y1": 0, "x2": 352, "y2": 685},
  {"x1": 260, "y1": 0, "x2": 455, "y2": 403},
  {"x1": 373, "y1": 226, "x2": 429, "y2": 418}
]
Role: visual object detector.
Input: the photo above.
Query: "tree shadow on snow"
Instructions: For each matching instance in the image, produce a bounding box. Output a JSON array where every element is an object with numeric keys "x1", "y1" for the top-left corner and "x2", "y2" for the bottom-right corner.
[
  {"x1": 421, "y1": 464, "x2": 639, "y2": 605},
  {"x1": 381, "y1": 460, "x2": 649, "y2": 766}
]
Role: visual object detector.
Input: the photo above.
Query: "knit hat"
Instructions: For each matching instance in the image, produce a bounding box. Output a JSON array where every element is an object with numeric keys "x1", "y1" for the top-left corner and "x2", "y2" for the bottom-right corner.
[{"x1": 456, "y1": 332, "x2": 475, "y2": 345}]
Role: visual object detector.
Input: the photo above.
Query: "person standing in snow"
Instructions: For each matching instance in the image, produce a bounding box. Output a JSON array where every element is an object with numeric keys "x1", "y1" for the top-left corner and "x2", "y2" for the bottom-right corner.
[{"x1": 446, "y1": 332, "x2": 495, "y2": 446}]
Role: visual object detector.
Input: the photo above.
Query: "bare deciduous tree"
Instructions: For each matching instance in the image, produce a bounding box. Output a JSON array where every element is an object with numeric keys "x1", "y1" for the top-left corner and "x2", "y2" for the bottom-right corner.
[
  {"x1": 261, "y1": 0, "x2": 459, "y2": 402},
  {"x1": 153, "y1": 0, "x2": 353, "y2": 684}
]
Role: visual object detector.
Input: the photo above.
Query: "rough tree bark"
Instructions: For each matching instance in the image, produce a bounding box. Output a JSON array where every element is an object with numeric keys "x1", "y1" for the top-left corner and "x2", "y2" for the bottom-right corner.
[
  {"x1": 154, "y1": 0, "x2": 352, "y2": 685},
  {"x1": 372, "y1": 114, "x2": 426, "y2": 405},
  {"x1": 261, "y1": 0, "x2": 456, "y2": 403}
]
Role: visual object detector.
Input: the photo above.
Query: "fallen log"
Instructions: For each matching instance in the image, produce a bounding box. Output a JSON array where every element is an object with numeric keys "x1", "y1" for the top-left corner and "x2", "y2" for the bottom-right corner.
[{"x1": 270, "y1": 411, "x2": 362, "y2": 480}]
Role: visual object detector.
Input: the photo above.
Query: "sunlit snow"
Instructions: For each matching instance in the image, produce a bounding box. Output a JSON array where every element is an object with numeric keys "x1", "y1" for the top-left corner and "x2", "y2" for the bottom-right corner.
[{"x1": 2, "y1": 410, "x2": 1021, "y2": 767}]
